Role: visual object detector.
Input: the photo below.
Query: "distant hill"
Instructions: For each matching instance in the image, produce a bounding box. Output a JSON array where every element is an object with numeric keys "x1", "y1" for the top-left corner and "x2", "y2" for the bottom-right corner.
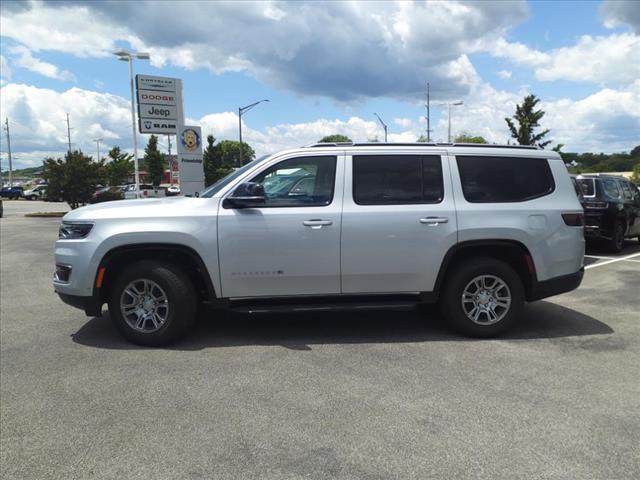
[{"x1": 0, "y1": 166, "x2": 43, "y2": 178}]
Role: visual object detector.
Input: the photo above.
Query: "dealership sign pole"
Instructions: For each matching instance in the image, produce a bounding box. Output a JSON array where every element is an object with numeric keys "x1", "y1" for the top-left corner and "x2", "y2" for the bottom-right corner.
[{"x1": 136, "y1": 75, "x2": 204, "y2": 195}]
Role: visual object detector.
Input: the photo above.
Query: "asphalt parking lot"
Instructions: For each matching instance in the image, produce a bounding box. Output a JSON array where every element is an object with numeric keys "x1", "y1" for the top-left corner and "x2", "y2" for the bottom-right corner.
[{"x1": 1, "y1": 200, "x2": 639, "y2": 480}]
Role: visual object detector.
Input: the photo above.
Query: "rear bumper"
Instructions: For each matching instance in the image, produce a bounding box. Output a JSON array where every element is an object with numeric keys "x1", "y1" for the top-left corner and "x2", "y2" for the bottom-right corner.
[
  {"x1": 57, "y1": 292, "x2": 103, "y2": 317},
  {"x1": 528, "y1": 268, "x2": 584, "y2": 302}
]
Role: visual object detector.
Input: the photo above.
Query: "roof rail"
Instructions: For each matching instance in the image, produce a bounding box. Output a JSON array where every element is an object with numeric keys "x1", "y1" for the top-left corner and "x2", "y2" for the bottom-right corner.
[
  {"x1": 304, "y1": 142, "x2": 540, "y2": 150},
  {"x1": 304, "y1": 142, "x2": 354, "y2": 148}
]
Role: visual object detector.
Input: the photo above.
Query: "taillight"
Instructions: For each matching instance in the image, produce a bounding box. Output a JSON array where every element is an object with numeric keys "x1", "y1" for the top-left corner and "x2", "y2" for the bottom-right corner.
[
  {"x1": 143, "y1": 190, "x2": 148, "y2": 197},
  {"x1": 562, "y1": 213, "x2": 584, "y2": 226}
]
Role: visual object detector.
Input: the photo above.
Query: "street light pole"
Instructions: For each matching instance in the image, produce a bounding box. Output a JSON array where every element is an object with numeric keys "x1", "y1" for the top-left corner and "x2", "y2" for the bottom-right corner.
[
  {"x1": 4, "y1": 118, "x2": 13, "y2": 187},
  {"x1": 374, "y1": 113, "x2": 388, "y2": 142},
  {"x1": 115, "y1": 50, "x2": 149, "y2": 197},
  {"x1": 445, "y1": 100, "x2": 464, "y2": 142},
  {"x1": 238, "y1": 107, "x2": 243, "y2": 167},
  {"x1": 93, "y1": 138, "x2": 103, "y2": 161},
  {"x1": 238, "y1": 99, "x2": 269, "y2": 166}
]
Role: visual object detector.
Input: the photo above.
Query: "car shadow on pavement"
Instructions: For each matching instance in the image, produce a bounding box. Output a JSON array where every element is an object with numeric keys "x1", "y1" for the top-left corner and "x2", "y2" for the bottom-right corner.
[{"x1": 71, "y1": 300, "x2": 613, "y2": 351}]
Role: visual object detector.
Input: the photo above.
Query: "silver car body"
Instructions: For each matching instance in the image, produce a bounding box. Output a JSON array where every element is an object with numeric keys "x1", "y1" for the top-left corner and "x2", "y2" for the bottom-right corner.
[{"x1": 54, "y1": 145, "x2": 584, "y2": 302}]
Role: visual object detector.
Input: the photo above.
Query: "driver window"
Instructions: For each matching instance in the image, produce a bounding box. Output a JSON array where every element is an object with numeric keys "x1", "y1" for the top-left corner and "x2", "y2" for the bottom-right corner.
[{"x1": 250, "y1": 156, "x2": 337, "y2": 207}]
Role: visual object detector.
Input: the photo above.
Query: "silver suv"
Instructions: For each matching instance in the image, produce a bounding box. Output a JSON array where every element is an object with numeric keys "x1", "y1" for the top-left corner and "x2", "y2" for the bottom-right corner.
[{"x1": 54, "y1": 143, "x2": 585, "y2": 346}]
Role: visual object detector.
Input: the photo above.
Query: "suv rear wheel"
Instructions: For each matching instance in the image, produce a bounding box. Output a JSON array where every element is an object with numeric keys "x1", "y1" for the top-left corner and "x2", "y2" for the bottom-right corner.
[
  {"x1": 608, "y1": 222, "x2": 625, "y2": 253},
  {"x1": 440, "y1": 257, "x2": 524, "y2": 337},
  {"x1": 108, "y1": 260, "x2": 197, "y2": 346}
]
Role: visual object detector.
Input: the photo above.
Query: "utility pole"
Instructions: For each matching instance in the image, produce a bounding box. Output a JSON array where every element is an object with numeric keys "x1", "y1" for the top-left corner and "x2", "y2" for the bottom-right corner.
[
  {"x1": 426, "y1": 82, "x2": 431, "y2": 142},
  {"x1": 93, "y1": 138, "x2": 103, "y2": 161},
  {"x1": 4, "y1": 118, "x2": 13, "y2": 187},
  {"x1": 66, "y1": 113, "x2": 72, "y2": 153}
]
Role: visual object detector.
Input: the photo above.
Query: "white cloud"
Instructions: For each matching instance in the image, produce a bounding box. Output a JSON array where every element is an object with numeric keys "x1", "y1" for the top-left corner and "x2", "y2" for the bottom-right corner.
[
  {"x1": 497, "y1": 70, "x2": 512, "y2": 79},
  {"x1": 485, "y1": 37, "x2": 550, "y2": 67},
  {"x1": 483, "y1": 33, "x2": 640, "y2": 86},
  {"x1": 0, "y1": 83, "x2": 131, "y2": 162},
  {"x1": 535, "y1": 33, "x2": 640, "y2": 84},
  {"x1": 9, "y1": 46, "x2": 76, "y2": 82},
  {"x1": 439, "y1": 80, "x2": 640, "y2": 153},
  {"x1": 393, "y1": 117, "x2": 414, "y2": 128},
  {"x1": 1, "y1": 55, "x2": 11, "y2": 79},
  {"x1": 2, "y1": 81, "x2": 638, "y2": 170},
  {"x1": 601, "y1": 0, "x2": 640, "y2": 32},
  {"x1": 0, "y1": 0, "x2": 528, "y2": 101}
]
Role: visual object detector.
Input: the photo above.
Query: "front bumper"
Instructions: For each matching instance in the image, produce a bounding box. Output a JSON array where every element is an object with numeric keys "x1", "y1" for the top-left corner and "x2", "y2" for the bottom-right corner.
[
  {"x1": 528, "y1": 268, "x2": 584, "y2": 302},
  {"x1": 57, "y1": 292, "x2": 103, "y2": 317}
]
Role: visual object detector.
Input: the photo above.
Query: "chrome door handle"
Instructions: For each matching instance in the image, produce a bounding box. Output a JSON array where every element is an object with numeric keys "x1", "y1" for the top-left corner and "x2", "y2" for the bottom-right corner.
[
  {"x1": 420, "y1": 216, "x2": 449, "y2": 225},
  {"x1": 303, "y1": 219, "x2": 333, "y2": 229}
]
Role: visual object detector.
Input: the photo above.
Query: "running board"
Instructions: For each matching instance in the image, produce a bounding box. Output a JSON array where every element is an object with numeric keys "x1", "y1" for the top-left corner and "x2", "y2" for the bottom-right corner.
[{"x1": 230, "y1": 300, "x2": 419, "y2": 315}]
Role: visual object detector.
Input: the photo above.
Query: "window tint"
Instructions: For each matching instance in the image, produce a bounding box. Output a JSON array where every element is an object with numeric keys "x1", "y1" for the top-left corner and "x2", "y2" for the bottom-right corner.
[
  {"x1": 353, "y1": 155, "x2": 443, "y2": 205},
  {"x1": 620, "y1": 180, "x2": 634, "y2": 200},
  {"x1": 602, "y1": 179, "x2": 621, "y2": 199},
  {"x1": 456, "y1": 156, "x2": 554, "y2": 203},
  {"x1": 249, "y1": 156, "x2": 336, "y2": 207}
]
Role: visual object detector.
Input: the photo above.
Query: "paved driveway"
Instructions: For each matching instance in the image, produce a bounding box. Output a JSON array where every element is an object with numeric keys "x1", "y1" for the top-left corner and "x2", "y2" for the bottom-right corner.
[{"x1": 1, "y1": 201, "x2": 639, "y2": 479}]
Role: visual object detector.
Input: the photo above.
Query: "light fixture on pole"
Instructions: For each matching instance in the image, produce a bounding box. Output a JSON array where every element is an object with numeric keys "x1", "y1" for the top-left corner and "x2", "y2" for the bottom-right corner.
[
  {"x1": 114, "y1": 49, "x2": 150, "y2": 196},
  {"x1": 442, "y1": 100, "x2": 464, "y2": 142},
  {"x1": 374, "y1": 113, "x2": 388, "y2": 143},
  {"x1": 93, "y1": 138, "x2": 103, "y2": 162},
  {"x1": 238, "y1": 99, "x2": 269, "y2": 166}
]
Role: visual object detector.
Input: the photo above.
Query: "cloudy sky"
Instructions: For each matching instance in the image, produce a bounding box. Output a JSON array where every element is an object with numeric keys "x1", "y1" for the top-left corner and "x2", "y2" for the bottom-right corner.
[{"x1": 1, "y1": 0, "x2": 639, "y2": 170}]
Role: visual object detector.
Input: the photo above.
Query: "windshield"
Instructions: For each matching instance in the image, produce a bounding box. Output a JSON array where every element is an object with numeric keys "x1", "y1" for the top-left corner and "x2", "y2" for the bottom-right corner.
[{"x1": 199, "y1": 155, "x2": 271, "y2": 198}]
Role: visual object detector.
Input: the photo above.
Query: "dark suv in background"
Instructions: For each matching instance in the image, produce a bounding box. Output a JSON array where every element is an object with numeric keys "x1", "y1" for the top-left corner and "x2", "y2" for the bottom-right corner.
[{"x1": 575, "y1": 174, "x2": 640, "y2": 252}]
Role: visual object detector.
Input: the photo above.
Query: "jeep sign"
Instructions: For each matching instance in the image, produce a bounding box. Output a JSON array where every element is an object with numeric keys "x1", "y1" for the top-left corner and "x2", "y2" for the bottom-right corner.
[{"x1": 140, "y1": 105, "x2": 178, "y2": 120}]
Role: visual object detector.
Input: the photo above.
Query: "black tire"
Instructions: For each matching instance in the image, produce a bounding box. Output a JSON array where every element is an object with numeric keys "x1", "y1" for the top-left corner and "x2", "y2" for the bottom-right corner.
[
  {"x1": 108, "y1": 260, "x2": 197, "y2": 346},
  {"x1": 608, "y1": 222, "x2": 625, "y2": 253},
  {"x1": 439, "y1": 257, "x2": 524, "y2": 338}
]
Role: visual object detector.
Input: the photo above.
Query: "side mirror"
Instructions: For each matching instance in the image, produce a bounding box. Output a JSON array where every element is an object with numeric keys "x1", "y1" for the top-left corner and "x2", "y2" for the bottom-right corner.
[{"x1": 223, "y1": 182, "x2": 265, "y2": 209}]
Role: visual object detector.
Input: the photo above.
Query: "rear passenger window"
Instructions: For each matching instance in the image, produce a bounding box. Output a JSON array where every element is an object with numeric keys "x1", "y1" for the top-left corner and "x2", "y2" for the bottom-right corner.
[
  {"x1": 353, "y1": 155, "x2": 443, "y2": 205},
  {"x1": 456, "y1": 156, "x2": 554, "y2": 203},
  {"x1": 602, "y1": 179, "x2": 621, "y2": 199}
]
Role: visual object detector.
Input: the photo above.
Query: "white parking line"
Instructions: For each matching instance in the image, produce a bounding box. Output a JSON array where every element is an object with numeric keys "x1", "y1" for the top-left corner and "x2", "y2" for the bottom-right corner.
[{"x1": 585, "y1": 252, "x2": 640, "y2": 270}]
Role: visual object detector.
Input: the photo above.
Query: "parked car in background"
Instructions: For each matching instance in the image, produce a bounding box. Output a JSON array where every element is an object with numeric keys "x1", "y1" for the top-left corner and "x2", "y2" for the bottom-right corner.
[
  {"x1": 0, "y1": 186, "x2": 24, "y2": 199},
  {"x1": 575, "y1": 174, "x2": 640, "y2": 251},
  {"x1": 23, "y1": 185, "x2": 48, "y2": 200},
  {"x1": 89, "y1": 186, "x2": 125, "y2": 204},
  {"x1": 167, "y1": 185, "x2": 181, "y2": 196},
  {"x1": 123, "y1": 184, "x2": 167, "y2": 199},
  {"x1": 54, "y1": 143, "x2": 585, "y2": 346}
]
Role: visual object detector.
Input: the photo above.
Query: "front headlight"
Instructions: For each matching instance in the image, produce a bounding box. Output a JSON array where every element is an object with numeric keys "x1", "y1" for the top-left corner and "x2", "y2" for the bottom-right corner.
[{"x1": 59, "y1": 222, "x2": 94, "y2": 240}]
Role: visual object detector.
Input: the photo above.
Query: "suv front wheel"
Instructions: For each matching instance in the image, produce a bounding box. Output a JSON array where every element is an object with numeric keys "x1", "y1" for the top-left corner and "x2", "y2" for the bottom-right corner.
[
  {"x1": 440, "y1": 257, "x2": 524, "y2": 337},
  {"x1": 108, "y1": 260, "x2": 197, "y2": 346}
]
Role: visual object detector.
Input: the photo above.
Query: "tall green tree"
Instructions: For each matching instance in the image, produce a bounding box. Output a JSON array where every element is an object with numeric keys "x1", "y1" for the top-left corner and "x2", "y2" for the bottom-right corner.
[
  {"x1": 42, "y1": 150, "x2": 105, "y2": 209},
  {"x1": 215, "y1": 139, "x2": 255, "y2": 167},
  {"x1": 319, "y1": 134, "x2": 352, "y2": 143},
  {"x1": 105, "y1": 146, "x2": 134, "y2": 186},
  {"x1": 202, "y1": 135, "x2": 219, "y2": 186},
  {"x1": 505, "y1": 94, "x2": 552, "y2": 148},
  {"x1": 454, "y1": 133, "x2": 488, "y2": 144},
  {"x1": 143, "y1": 135, "x2": 166, "y2": 186}
]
